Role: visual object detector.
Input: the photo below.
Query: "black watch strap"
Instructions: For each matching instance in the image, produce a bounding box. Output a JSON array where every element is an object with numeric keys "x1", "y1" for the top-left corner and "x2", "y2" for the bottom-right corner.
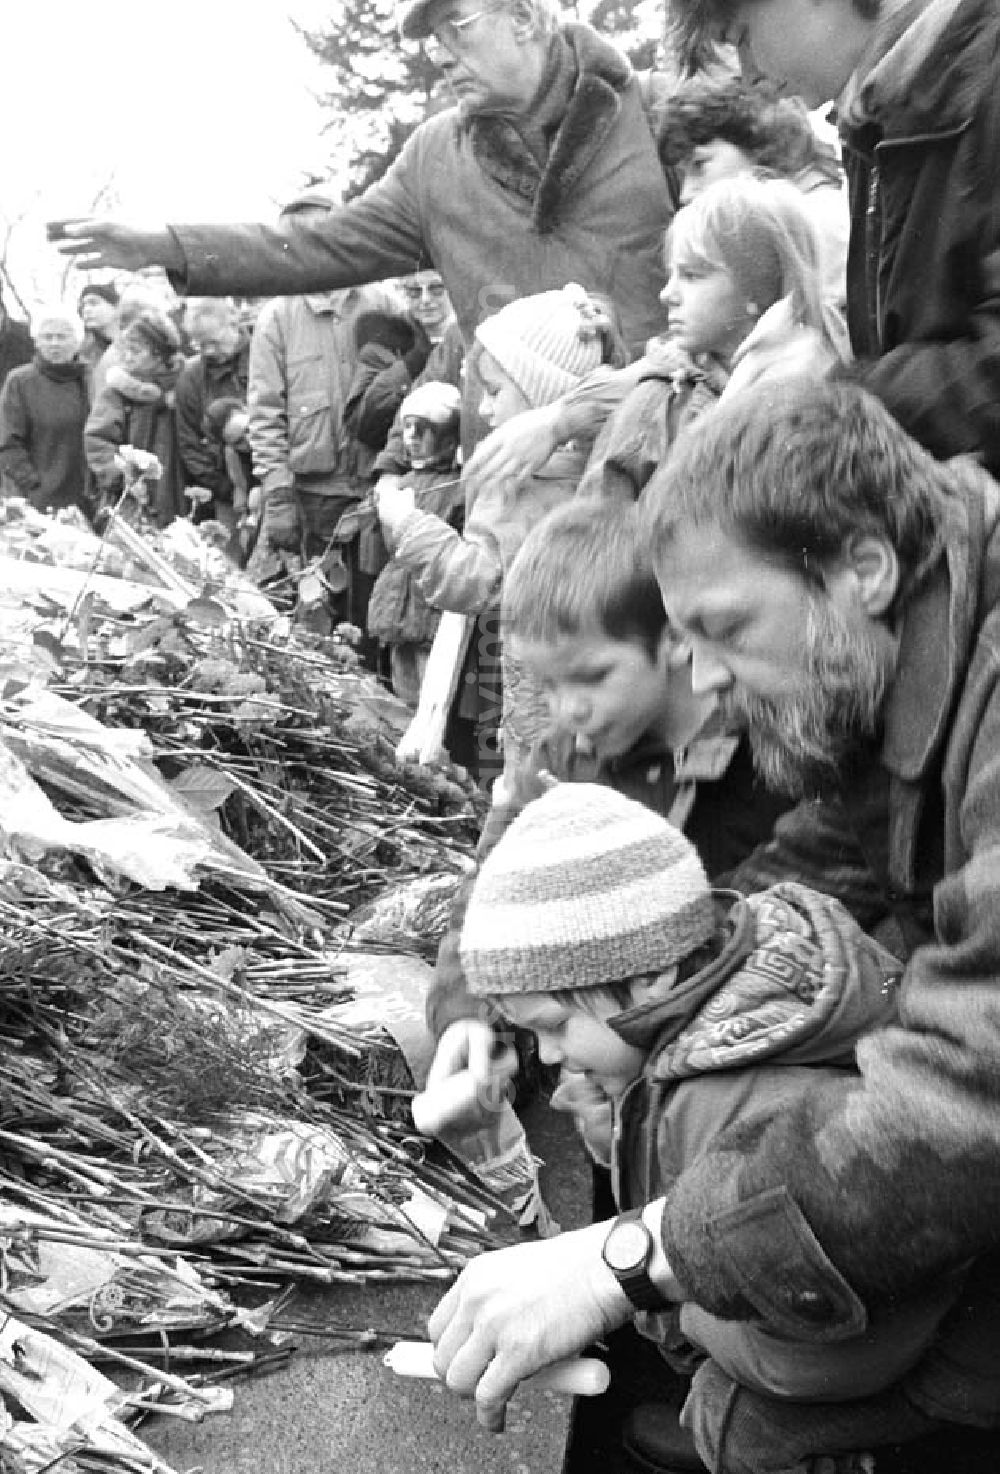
[{"x1": 601, "y1": 1209, "x2": 664, "y2": 1312}]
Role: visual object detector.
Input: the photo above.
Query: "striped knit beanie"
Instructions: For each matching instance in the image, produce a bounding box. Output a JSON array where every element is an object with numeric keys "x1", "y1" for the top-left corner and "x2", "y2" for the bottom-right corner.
[
  {"x1": 475, "y1": 284, "x2": 605, "y2": 408},
  {"x1": 460, "y1": 784, "x2": 714, "y2": 998}
]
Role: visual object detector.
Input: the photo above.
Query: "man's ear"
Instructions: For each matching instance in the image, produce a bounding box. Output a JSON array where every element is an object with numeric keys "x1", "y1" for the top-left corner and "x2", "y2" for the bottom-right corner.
[
  {"x1": 825, "y1": 533, "x2": 900, "y2": 617},
  {"x1": 509, "y1": 0, "x2": 538, "y2": 38}
]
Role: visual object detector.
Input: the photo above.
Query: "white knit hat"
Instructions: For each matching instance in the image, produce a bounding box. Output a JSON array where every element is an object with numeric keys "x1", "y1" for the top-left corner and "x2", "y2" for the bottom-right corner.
[
  {"x1": 460, "y1": 783, "x2": 714, "y2": 997},
  {"x1": 400, "y1": 380, "x2": 462, "y2": 427},
  {"x1": 475, "y1": 284, "x2": 606, "y2": 408}
]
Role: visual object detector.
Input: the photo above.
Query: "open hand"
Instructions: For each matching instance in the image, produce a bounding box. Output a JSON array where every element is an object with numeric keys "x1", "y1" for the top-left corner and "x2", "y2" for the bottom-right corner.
[
  {"x1": 46, "y1": 219, "x2": 184, "y2": 275},
  {"x1": 461, "y1": 403, "x2": 564, "y2": 502},
  {"x1": 428, "y1": 1219, "x2": 632, "y2": 1431}
]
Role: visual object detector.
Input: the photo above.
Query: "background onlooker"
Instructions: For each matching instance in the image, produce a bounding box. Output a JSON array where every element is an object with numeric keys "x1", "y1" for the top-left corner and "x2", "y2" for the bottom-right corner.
[
  {"x1": 0, "y1": 305, "x2": 92, "y2": 515},
  {"x1": 657, "y1": 75, "x2": 849, "y2": 306},
  {"x1": 84, "y1": 307, "x2": 186, "y2": 527},
  {"x1": 245, "y1": 192, "x2": 400, "y2": 634},
  {"x1": 175, "y1": 297, "x2": 251, "y2": 525},
  {"x1": 77, "y1": 282, "x2": 119, "y2": 386},
  {"x1": 203, "y1": 395, "x2": 259, "y2": 563}
]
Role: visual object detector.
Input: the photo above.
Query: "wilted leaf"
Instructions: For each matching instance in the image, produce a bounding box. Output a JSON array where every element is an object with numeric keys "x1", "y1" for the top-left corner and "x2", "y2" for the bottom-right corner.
[
  {"x1": 31, "y1": 629, "x2": 66, "y2": 667},
  {"x1": 170, "y1": 763, "x2": 236, "y2": 812},
  {"x1": 185, "y1": 597, "x2": 227, "y2": 628}
]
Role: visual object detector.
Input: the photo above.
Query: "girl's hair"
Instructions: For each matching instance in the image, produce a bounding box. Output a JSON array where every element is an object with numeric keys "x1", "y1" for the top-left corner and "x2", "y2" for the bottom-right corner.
[{"x1": 667, "y1": 174, "x2": 826, "y2": 334}]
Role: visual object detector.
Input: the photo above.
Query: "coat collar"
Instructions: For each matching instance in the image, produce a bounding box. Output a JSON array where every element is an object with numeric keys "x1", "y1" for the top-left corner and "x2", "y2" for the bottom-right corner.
[
  {"x1": 881, "y1": 457, "x2": 998, "y2": 782},
  {"x1": 469, "y1": 22, "x2": 633, "y2": 235}
]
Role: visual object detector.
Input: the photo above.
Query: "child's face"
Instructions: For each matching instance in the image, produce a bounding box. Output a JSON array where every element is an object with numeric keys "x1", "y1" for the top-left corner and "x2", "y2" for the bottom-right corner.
[
  {"x1": 477, "y1": 349, "x2": 532, "y2": 429},
  {"x1": 679, "y1": 140, "x2": 754, "y2": 206},
  {"x1": 660, "y1": 250, "x2": 755, "y2": 361},
  {"x1": 501, "y1": 992, "x2": 646, "y2": 1098},
  {"x1": 402, "y1": 415, "x2": 444, "y2": 467},
  {"x1": 508, "y1": 630, "x2": 672, "y2": 760}
]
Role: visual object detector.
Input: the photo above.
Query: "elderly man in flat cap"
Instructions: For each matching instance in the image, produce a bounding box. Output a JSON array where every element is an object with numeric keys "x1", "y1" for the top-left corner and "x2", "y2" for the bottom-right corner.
[{"x1": 54, "y1": 0, "x2": 675, "y2": 364}]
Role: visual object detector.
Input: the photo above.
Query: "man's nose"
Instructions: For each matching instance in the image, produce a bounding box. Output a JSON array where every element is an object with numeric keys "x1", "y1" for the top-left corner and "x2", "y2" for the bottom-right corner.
[{"x1": 690, "y1": 641, "x2": 733, "y2": 695}]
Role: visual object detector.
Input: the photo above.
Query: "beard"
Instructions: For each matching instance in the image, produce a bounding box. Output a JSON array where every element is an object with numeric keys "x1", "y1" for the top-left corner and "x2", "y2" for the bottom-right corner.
[{"x1": 720, "y1": 598, "x2": 889, "y2": 799}]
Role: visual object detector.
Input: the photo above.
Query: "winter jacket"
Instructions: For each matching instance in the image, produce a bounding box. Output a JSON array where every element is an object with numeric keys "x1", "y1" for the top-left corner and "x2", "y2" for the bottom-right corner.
[
  {"x1": 170, "y1": 25, "x2": 675, "y2": 362},
  {"x1": 659, "y1": 454, "x2": 1000, "y2": 1427},
  {"x1": 0, "y1": 357, "x2": 91, "y2": 513},
  {"x1": 174, "y1": 335, "x2": 250, "y2": 499},
  {"x1": 575, "y1": 347, "x2": 725, "y2": 504},
  {"x1": 84, "y1": 365, "x2": 184, "y2": 528},
  {"x1": 366, "y1": 461, "x2": 464, "y2": 648},
  {"x1": 247, "y1": 286, "x2": 399, "y2": 501},
  {"x1": 427, "y1": 725, "x2": 790, "y2": 1040},
  {"x1": 839, "y1": 0, "x2": 1000, "y2": 475},
  {"x1": 576, "y1": 298, "x2": 850, "y2": 503},
  {"x1": 392, "y1": 443, "x2": 589, "y2": 616},
  {"x1": 612, "y1": 883, "x2": 962, "y2": 1403}
]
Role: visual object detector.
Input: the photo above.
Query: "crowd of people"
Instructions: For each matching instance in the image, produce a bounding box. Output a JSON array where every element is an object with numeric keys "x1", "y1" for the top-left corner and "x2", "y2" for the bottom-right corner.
[{"x1": 11, "y1": 0, "x2": 1000, "y2": 1469}]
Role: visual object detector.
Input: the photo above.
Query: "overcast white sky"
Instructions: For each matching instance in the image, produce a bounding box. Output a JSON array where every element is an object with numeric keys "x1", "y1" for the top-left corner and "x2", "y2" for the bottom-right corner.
[{"x1": 4, "y1": 1, "x2": 337, "y2": 302}]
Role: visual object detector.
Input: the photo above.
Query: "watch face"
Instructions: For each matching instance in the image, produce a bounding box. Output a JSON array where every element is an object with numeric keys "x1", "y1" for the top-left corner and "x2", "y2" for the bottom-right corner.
[{"x1": 604, "y1": 1219, "x2": 650, "y2": 1274}]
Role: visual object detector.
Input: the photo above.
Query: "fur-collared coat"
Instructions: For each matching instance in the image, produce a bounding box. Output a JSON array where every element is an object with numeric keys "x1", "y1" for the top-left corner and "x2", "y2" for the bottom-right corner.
[{"x1": 170, "y1": 24, "x2": 675, "y2": 363}]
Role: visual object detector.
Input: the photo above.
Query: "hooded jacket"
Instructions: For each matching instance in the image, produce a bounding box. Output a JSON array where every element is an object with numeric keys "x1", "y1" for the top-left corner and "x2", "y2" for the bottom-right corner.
[
  {"x1": 170, "y1": 26, "x2": 674, "y2": 362},
  {"x1": 839, "y1": 0, "x2": 1000, "y2": 475},
  {"x1": 390, "y1": 442, "x2": 589, "y2": 616},
  {"x1": 659, "y1": 454, "x2": 1000, "y2": 1425},
  {"x1": 611, "y1": 883, "x2": 964, "y2": 1401}
]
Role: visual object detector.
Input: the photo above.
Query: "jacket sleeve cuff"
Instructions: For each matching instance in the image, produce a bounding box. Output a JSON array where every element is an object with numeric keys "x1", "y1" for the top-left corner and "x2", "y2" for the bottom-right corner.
[{"x1": 663, "y1": 1167, "x2": 867, "y2": 1341}]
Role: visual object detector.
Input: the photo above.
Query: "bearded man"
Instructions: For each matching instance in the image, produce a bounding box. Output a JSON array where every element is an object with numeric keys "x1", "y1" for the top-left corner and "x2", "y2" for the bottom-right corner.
[{"x1": 421, "y1": 380, "x2": 1000, "y2": 1473}]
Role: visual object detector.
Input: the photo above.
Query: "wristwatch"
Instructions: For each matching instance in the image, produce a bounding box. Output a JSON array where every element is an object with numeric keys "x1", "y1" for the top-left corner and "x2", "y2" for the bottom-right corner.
[{"x1": 601, "y1": 1209, "x2": 664, "y2": 1311}]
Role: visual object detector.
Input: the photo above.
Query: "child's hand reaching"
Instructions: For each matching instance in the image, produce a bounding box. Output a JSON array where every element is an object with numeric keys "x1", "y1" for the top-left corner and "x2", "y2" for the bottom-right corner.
[
  {"x1": 549, "y1": 1071, "x2": 614, "y2": 1167},
  {"x1": 376, "y1": 481, "x2": 416, "y2": 539}
]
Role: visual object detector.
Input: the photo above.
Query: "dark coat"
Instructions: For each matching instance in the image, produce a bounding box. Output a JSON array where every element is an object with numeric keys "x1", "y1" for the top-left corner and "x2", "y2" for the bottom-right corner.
[
  {"x1": 170, "y1": 26, "x2": 674, "y2": 361},
  {"x1": 0, "y1": 357, "x2": 91, "y2": 512},
  {"x1": 174, "y1": 336, "x2": 250, "y2": 499},
  {"x1": 84, "y1": 372, "x2": 184, "y2": 528},
  {"x1": 841, "y1": 0, "x2": 1000, "y2": 474},
  {"x1": 664, "y1": 457, "x2": 1000, "y2": 1426}
]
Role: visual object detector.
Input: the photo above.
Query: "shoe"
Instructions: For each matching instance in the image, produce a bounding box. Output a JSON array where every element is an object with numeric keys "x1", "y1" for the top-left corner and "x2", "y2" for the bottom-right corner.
[{"x1": 622, "y1": 1402, "x2": 707, "y2": 1473}]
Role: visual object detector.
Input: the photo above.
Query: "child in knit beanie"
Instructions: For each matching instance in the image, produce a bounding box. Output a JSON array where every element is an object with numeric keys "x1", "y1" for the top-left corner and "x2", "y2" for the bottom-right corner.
[
  {"x1": 426, "y1": 779, "x2": 961, "y2": 1474},
  {"x1": 376, "y1": 284, "x2": 625, "y2": 782}
]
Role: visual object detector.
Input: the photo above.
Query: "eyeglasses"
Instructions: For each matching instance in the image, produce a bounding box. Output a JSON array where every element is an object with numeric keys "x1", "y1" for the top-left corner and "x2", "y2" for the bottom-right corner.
[
  {"x1": 401, "y1": 281, "x2": 448, "y2": 301},
  {"x1": 420, "y1": 4, "x2": 508, "y2": 64}
]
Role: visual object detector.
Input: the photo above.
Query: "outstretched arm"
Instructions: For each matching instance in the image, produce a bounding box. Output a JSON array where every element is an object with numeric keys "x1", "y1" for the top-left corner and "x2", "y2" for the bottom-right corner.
[{"x1": 49, "y1": 219, "x2": 184, "y2": 275}]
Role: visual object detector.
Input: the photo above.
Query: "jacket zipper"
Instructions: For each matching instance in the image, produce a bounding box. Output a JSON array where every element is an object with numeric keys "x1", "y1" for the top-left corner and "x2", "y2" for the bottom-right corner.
[{"x1": 865, "y1": 160, "x2": 882, "y2": 352}]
